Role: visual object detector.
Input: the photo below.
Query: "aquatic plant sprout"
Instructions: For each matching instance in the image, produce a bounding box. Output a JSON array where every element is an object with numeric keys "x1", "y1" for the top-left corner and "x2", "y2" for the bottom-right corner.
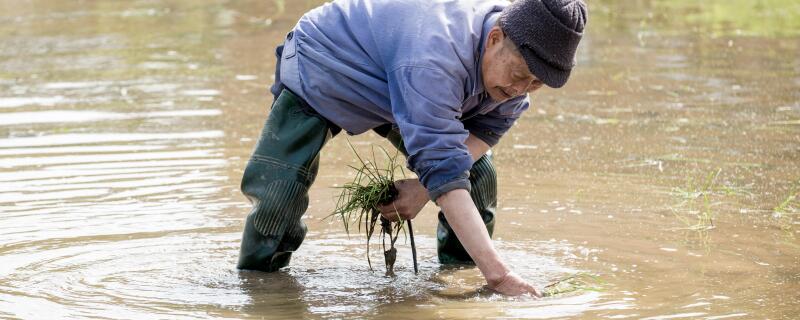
[
  {"x1": 773, "y1": 180, "x2": 800, "y2": 241},
  {"x1": 670, "y1": 169, "x2": 722, "y2": 249},
  {"x1": 542, "y1": 273, "x2": 606, "y2": 297}
]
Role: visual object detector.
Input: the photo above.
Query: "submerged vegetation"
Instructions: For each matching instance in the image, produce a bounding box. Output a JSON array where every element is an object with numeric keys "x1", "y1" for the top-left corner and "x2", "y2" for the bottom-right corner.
[
  {"x1": 668, "y1": 169, "x2": 800, "y2": 251},
  {"x1": 330, "y1": 142, "x2": 417, "y2": 275},
  {"x1": 653, "y1": 0, "x2": 800, "y2": 37},
  {"x1": 773, "y1": 180, "x2": 799, "y2": 242},
  {"x1": 542, "y1": 273, "x2": 605, "y2": 297},
  {"x1": 670, "y1": 169, "x2": 722, "y2": 245}
]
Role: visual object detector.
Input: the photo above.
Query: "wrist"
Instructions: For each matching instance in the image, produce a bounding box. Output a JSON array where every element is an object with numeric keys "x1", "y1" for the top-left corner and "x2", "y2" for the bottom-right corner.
[
  {"x1": 412, "y1": 179, "x2": 428, "y2": 198},
  {"x1": 483, "y1": 262, "x2": 512, "y2": 287}
]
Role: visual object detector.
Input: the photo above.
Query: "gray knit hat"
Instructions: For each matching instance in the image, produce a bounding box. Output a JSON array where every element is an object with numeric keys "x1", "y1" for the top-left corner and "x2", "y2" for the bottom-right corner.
[{"x1": 499, "y1": 0, "x2": 587, "y2": 88}]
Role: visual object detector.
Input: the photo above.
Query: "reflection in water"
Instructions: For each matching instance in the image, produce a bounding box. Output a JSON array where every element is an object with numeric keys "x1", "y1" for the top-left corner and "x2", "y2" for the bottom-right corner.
[
  {"x1": 0, "y1": 96, "x2": 69, "y2": 108},
  {"x1": 0, "y1": 109, "x2": 221, "y2": 126},
  {"x1": 238, "y1": 271, "x2": 308, "y2": 319},
  {"x1": 0, "y1": 131, "x2": 223, "y2": 147},
  {"x1": 0, "y1": 0, "x2": 798, "y2": 319}
]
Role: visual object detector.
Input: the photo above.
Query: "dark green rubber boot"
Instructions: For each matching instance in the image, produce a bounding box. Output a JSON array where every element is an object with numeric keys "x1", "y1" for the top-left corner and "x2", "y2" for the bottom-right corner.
[
  {"x1": 237, "y1": 89, "x2": 333, "y2": 272},
  {"x1": 437, "y1": 154, "x2": 497, "y2": 265}
]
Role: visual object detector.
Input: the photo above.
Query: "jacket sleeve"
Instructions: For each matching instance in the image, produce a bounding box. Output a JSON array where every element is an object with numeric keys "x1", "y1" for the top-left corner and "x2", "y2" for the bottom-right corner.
[
  {"x1": 463, "y1": 95, "x2": 529, "y2": 146},
  {"x1": 387, "y1": 66, "x2": 473, "y2": 201}
]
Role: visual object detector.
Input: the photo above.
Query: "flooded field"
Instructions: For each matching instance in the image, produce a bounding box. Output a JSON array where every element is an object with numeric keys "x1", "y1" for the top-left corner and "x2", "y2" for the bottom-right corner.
[{"x1": 0, "y1": 0, "x2": 798, "y2": 319}]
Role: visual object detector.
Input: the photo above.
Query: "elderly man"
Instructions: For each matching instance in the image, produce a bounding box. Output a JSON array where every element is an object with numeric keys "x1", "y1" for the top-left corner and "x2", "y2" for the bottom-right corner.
[{"x1": 237, "y1": 0, "x2": 587, "y2": 296}]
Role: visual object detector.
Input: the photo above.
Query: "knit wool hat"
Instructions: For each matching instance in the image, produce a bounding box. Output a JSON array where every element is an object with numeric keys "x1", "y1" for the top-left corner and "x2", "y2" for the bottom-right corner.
[{"x1": 499, "y1": 0, "x2": 587, "y2": 88}]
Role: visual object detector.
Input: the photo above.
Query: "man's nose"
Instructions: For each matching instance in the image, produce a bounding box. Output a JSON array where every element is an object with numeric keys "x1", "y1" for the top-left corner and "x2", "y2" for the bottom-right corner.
[
  {"x1": 522, "y1": 79, "x2": 543, "y2": 93},
  {"x1": 510, "y1": 81, "x2": 529, "y2": 96}
]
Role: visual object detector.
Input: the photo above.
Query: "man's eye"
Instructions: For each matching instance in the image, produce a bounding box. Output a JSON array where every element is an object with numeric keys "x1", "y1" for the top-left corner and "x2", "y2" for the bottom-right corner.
[{"x1": 513, "y1": 72, "x2": 531, "y2": 82}]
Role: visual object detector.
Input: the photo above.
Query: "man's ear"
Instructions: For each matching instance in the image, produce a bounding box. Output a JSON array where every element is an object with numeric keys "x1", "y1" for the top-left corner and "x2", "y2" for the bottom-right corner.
[{"x1": 487, "y1": 26, "x2": 504, "y2": 48}]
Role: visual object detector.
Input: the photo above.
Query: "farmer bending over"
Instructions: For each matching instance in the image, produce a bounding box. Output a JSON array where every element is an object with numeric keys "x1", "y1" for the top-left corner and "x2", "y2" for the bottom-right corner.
[{"x1": 237, "y1": 0, "x2": 587, "y2": 296}]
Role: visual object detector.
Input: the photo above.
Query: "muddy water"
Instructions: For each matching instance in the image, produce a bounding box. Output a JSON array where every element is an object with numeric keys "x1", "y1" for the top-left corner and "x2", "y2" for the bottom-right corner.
[{"x1": 0, "y1": 0, "x2": 798, "y2": 319}]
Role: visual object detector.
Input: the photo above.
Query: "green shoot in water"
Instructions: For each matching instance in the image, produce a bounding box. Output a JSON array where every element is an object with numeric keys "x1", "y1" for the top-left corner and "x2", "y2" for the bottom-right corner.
[
  {"x1": 542, "y1": 273, "x2": 606, "y2": 297},
  {"x1": 670, "y1": 169, "x2": 722, "y2": 249},
  {"x1": 773, "y1": 180, "x2": 800, "y2": 242}
]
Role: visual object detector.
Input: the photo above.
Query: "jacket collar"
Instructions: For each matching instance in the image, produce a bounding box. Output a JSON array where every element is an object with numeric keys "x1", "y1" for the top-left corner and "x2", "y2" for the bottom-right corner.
[{"x1": 473, "y1": 12, "x2": 500, "y2": 97}]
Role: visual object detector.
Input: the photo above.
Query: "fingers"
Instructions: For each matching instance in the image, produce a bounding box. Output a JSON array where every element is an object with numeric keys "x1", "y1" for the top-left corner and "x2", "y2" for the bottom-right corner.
[
  {"x1": 377, "y1": 203, "x2": 402, "y2": 221},
  {"x1": 490, "y1": 272, "x2": 541, "y2": 297},
  {"x1": 381, "y1": 210, "x2": 400, "y2": 222},
  {"x1": 517, "y1": 280, "x2": 541, "y2": 298},
  {"x1": 528, "y1": 284, "x2": 543, "y2": 298},
  {"x1": 376, "y1": 203, "x2": 392, "y2": 215}
]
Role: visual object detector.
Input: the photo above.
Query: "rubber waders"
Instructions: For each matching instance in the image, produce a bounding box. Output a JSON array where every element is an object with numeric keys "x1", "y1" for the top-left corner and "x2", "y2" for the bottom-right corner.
[{"x1": 237, "y1": 89, "x2": 334, "y2": 272}]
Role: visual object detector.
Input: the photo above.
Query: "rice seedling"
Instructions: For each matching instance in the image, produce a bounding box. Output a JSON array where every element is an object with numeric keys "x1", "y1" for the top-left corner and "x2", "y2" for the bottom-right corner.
[
  {"x1": 772, "y1": 180, "x2": 799, "y2": 242},
  {"x1": 670, "y1": 169, "x2": 721, "y2": 231},
  {"x1": 669, "y1": 169, "x2": 723, "y2": 249},
  {"x1": 330, "y1": 141, "x2": 418, "y2": 276},
  {"x1": 542, "y1": 273, "x2": 605, "y2": 297},
  {"x1": 656, "y1": 154, "x2": 762, "y2": 168}
]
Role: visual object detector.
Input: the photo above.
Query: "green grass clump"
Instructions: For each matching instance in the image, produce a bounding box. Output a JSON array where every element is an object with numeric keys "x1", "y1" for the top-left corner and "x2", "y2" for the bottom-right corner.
[
  {"x1": 773, "y1": 180, "x2": 799, "y2": 242},
  {"x1": 330, "y1": 141, "x2": 416, "y2": 275},
  {"x1": 542, "y1": 273, "x2": 605, "y2": 297},
  {"x1": 670, "y1": 169, "x2": 721, "y2": 233}
]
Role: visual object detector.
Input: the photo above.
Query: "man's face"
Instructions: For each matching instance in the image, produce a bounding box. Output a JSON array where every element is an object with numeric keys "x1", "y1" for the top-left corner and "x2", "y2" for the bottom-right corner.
[{"x1": 481, "y1": 26, "x2": 544, "y2": 102}]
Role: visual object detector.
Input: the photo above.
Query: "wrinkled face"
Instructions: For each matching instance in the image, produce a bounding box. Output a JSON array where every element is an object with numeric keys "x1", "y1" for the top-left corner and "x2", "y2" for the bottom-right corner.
[{"x1": 481, "y1": 26, "x2": 544, "y2": 102}]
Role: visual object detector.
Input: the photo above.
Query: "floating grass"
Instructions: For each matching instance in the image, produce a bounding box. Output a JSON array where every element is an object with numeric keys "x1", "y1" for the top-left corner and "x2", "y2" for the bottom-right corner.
[
  {"x1": 330, "y1": 141, "x2": 418, "y2": 275},
  {"x1": 542, "y1": 273, "x2": 605, "y2": 297},
  {"x1": 656, "y1": 154, "x2": 763, "y2": 168},
  {"x1": 773, "y1": 180, "x2": 799, "y2": 242},
  {"x1": 670, "y1": 169, "x2": 721, "y2": 231},
  {"x1": 669, "y1": 169, "x2": 723, "y2": 250}
]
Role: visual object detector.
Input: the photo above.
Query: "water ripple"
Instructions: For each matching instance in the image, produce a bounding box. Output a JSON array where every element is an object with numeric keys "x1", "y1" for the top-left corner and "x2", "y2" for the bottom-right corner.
[
  {"x1": 0, "y1": 131, "x2": 223, "y2": 148},
  {"x1": 0, "y1": 109, "x2": 221, "y2": 126}
]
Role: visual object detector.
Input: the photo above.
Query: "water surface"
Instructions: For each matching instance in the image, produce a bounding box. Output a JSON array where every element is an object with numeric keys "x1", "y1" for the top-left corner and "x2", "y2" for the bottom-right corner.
[{"x1": 1, "y1": 0, "x2": 798, "y2": 319}]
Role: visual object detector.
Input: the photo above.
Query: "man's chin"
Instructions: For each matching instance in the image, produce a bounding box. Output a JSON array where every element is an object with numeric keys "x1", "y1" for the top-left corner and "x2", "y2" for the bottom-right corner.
[
  {"x1": 488, "y1": 93, "x2": 510, "y2": 103},
  {"x1": 485, "y1": 90, "x2": 501, "y2": 102}
]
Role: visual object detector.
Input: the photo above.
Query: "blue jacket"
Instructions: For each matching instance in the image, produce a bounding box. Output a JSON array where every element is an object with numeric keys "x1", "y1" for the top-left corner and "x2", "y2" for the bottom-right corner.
[{"x1": 279, "y1": 0, "x2": 529, "y2": 200}]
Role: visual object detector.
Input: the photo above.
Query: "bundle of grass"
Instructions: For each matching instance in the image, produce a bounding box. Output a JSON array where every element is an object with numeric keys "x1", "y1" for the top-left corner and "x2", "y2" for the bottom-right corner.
[
  {"x1": 331, "y1": 142, "x2": 418, "y2": 276},
  {"x1": 542, "y1": 273, "x2": 605, "y2": 297}
]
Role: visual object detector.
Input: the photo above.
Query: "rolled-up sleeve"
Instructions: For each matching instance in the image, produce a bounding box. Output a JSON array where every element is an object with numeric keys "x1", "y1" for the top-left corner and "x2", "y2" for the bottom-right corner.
[
  {"x1": 463, "y1": 96, "x2": 529, "y2": 146},
  {"x1": 387, "y1": 66, "x2": 473, "y2": 201}
]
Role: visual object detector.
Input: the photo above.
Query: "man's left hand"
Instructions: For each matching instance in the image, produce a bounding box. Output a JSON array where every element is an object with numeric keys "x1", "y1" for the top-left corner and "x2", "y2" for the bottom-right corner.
[{"x1": 376, "y1": 178, "x2": 429, "y2": 221}]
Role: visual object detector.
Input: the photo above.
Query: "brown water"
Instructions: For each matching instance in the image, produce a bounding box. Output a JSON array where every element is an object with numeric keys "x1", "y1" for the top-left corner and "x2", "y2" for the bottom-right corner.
[{"x1": 1, "y1": 0, "x2": 798, "y2": 319}]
